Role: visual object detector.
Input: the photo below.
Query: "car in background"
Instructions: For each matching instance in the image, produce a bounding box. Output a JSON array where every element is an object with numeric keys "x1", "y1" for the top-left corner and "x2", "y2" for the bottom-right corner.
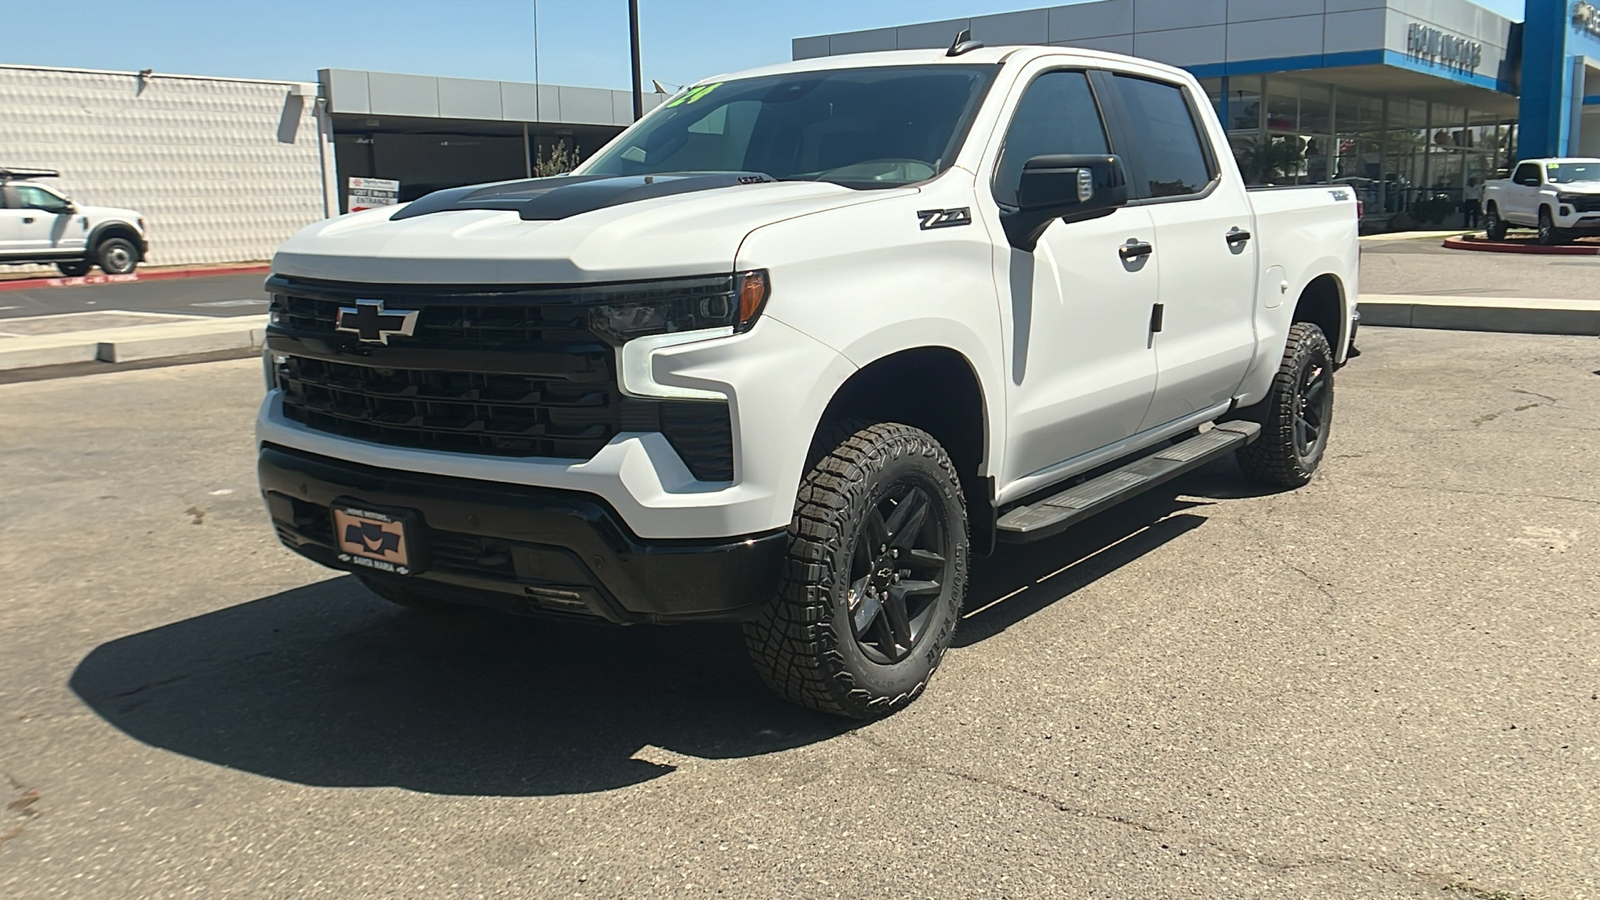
[
  {"x1": 1483, "y1": 158, "x2": 1600, "y2": 245},
  {"x1": 0, "y1": 168, "x2": 148, "y2": 276}
]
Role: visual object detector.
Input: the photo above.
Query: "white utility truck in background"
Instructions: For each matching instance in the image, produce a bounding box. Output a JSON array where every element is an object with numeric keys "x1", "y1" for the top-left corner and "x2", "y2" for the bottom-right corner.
[
  {"x1": 0, "y1": 168, "x2": 148, "y2": 276},
  {"x1": 1483, "y1": 157, "x2": 1600, "y2": 245},
  {"x1": 256, "y1": 37, "x2": 1360, "y2": 718}
]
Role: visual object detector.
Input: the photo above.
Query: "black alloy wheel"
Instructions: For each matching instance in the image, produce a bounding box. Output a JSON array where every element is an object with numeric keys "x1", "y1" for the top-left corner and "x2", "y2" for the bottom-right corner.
[
  {"x1": 844, "y1": 482, "x2": 949, "y2": 666},
  {"x1": 1236, "y1": 322, "x2": 1335, "y2": 488},
  {"x1": 1293, "y1": 354, "x2": 1332, "y2": 464},
  {"x1": 744, "y1": 422, "x2": 968, "y2": 719}
]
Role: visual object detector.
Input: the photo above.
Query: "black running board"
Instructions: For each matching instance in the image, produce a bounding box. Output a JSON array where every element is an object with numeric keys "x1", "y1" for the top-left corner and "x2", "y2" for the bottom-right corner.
[{"x1": 995, "y1": 421, "x2": 1261, "y2": 543}]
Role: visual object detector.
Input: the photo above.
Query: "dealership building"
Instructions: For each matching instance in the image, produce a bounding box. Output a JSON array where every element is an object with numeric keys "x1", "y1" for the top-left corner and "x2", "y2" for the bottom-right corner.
[
  {"x1": 4, "y1": 0, "x2": 1600, "y2": 268},
  {"x1": 798, "y1": 0, "x2": 1600, "y2": 224}
]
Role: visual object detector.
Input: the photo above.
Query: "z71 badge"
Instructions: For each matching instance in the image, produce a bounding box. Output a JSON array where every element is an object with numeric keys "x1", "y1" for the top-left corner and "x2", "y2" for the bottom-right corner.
[{"x1": 918, "y1": 208, "x2": 973, "y2": 230}]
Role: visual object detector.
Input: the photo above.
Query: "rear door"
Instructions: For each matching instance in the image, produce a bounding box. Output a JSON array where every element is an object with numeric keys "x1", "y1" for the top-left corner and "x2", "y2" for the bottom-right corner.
[{"x1": 1095, "y1": 71, "x2": 1256, "y2": 429}]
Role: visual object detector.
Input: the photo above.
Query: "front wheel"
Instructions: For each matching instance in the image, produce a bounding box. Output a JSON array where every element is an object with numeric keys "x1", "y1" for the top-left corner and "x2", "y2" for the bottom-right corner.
[
  {"x1": 1484, "y1": 205, "x2": 1507, "y2": 241},
  {"x1": 1235, "y1": 322, "x2": 1335, "y2": 488},
  {"x1": 744, "y1": 423, "x2": 969, "y2": 719},
  {"x1": 1538, "y1": 208, "x2": 1564, "y2": 246},
  {"x1": 96, "y1": 237, "x2": 139, "y2": 275}
]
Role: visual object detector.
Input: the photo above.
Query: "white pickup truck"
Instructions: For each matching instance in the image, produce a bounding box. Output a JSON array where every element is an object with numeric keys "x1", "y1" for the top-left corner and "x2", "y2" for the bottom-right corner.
[
  {"x1": 257, "y1": 40, "x2": 1360, "y2": 718},
  {"x1": 1483, "y1": 157, "x2": 1600, "y2": 245},
  {"x1": 0, "y1": 168, "x2": 148, "y2": 276}
]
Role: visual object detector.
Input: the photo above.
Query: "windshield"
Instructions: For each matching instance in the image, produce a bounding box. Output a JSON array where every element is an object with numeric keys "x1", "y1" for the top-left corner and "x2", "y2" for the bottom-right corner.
[
  {"x1": 1546, "y1": 162, "x2": 1600, "y2": 184},
  {"x1": 580, "y1": 65, "x2": 998, "y2": 189}
]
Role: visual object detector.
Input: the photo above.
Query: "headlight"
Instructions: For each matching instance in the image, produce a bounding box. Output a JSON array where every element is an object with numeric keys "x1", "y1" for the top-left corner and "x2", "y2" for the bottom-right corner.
[
  {"x1": 1556, "y1": 193, "x2": 1585, "y2": 204},
  {"x1": 588, "y1": 270, "x2": 769, "y2": 345}
]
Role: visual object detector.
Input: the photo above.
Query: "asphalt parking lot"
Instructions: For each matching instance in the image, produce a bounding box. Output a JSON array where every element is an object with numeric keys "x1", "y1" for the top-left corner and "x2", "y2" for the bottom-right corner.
[
  {"x1": 0, "y1": 273, "x2": 268, "y2": 320},
  {"x1": 1, "y1": 327, "x2": 1597, "y2": 899}
]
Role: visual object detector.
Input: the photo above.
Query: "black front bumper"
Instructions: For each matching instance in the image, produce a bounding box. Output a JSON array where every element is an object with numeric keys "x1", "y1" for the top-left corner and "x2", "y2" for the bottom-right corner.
[{"x1": 259, "y1": 444, "x2": 786, "y2": 624}]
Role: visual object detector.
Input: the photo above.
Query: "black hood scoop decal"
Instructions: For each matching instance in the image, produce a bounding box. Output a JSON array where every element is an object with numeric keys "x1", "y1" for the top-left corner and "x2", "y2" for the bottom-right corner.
[{"x1": 389, "y1": 172, "x2": 777, "y2": 222}]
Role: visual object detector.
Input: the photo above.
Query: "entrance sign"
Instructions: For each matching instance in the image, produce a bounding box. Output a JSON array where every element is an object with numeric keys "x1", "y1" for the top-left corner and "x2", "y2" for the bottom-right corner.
[
  {"x1": 1405, "y1": 22, "x2": 1484, "y2": 72},
  {"x1": 347, "y1": 177, "x2": 400, "y2": 213},
  {"x1": 1576, "y1": 1, "x2": 1600, "y2": 39}
]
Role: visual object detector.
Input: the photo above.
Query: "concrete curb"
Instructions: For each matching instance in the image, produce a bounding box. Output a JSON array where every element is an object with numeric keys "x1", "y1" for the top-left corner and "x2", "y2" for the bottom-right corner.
[
  {"x1": 1442, "y1": 235, "x2": 1600, "y2": 255},
  {"x1": 0, "y1": 264, "x2": 271, "y2": 293},
  {"x1": 1360, "y1": 294, "x2": 1600, "y2": 336},
  {"x1": 0, "y1": 315, "x2": 268, "y2": 370}
]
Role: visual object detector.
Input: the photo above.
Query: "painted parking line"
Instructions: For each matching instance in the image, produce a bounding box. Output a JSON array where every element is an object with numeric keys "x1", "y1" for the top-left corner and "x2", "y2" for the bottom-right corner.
[{"x1": 192, "y1": 299, "x2": 268, "y2": 308}]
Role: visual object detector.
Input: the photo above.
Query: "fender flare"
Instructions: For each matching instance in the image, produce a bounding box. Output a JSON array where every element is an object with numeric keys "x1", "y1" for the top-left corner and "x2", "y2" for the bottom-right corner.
[{"x1": 85, "y1": 221, "x2": 146, "y2": 258}]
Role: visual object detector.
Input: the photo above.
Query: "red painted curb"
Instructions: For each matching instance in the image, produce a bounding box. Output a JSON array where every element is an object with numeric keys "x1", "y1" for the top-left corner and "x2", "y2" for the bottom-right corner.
[
  {"x1": 1443, "y1": 236, "x2": 1600, "y2": 255},
  {"x1": 0, "y1": 264, "x2": 271, "y2": 293}
]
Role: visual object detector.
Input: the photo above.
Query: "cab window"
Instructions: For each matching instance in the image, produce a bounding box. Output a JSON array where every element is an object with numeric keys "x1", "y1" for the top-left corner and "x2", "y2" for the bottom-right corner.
[
  {"x1": 1103, "y1": 74, "x2": 1215, "y2": 200},
  {"x1": 13, "y1": 185, "x2": 72, "y2": 213},
  {"x1": 1512, "y1": 164, "x2": 1542, "y2": 186},
  {"x1": 991, "y1": 70, "x2": 1110, "y2": 208}
]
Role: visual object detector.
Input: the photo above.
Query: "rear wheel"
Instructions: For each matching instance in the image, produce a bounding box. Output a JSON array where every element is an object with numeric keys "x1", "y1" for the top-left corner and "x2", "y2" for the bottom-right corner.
[
  {"x1": 1538, "y1": 208, "x2": 1564, "y2": 246},
  {"x1": 1483, "y1": 205, "x2": 1507, "y2": 241},
  {"x1": 744, "y1": 423, "x2": 968, "y2": 719},
  {"x1": 1236, "y1": 322, "x2": 1334, "y2": 488},
  {"x1": 96, "y1": 237, "x2": 139, "y2": 275},
  {"x1": 56, "y1": 259, "x2": 93, "y2": 277}
]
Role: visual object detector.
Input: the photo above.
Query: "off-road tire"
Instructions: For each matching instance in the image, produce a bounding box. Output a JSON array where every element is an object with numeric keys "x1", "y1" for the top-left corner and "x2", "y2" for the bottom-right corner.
[
  {"x1": 56, "y1": 259, "x2": 93, "y2": 277},
  {"x1": 1236, "y1": 322, "x2": 1334, "y2": 488},
  {"x1": 96, "y1": 237, "x2": 139, "y2": 275},
  {"x1": 359, "y1": 575, "x2": 463, "y2": 613},
  {"x1": 743, "y1": 422, "x2": 969, "y2": 719},
  {"x1": 1537, "y1": 208, "x2": 1563, "y2": 246},
  {"x1": 1483, "y1": 205, "x2": 1507, "y2": 242}
]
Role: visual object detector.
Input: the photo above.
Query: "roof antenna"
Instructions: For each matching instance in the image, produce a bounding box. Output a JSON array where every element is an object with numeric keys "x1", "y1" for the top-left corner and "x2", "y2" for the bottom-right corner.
[{"x1": 947, "y1": 28, "x2": 984, "y2": 57}]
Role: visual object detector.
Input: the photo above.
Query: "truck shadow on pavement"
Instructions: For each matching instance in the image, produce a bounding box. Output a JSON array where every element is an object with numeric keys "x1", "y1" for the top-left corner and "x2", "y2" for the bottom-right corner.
[{"x1": 69, "y1": 463, "x2": 1242, "y2": 798}]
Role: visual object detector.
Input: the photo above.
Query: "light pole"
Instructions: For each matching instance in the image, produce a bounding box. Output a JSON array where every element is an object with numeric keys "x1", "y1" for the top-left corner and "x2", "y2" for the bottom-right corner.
[{"x1": 629, "y1": 0, "x2": 644, "y2": 121}]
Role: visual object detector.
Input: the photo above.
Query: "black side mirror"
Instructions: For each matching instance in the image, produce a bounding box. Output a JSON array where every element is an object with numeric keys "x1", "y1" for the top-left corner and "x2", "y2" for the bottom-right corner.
[{"x1": 1002, "y1": 154, "x2": 1130, "y2": 252}]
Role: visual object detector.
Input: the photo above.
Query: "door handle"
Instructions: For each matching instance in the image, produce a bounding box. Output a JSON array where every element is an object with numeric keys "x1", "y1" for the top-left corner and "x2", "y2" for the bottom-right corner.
[
  {"x1": 1225, "y1": 227, "x2": 1252, "y2": 246},
  {"x1": 1119, "y1": 239, "x2": 1154, "y2": 261},
  {"x1": 22, "y1": 217, "x2": 35, "y2": 224}
]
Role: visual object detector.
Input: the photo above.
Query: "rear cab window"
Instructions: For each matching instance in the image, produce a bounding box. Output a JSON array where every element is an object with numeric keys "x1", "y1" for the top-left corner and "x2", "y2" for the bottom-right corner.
[{"x1": 1094, "y1": 72, "x2": 1217, "y2": 201}]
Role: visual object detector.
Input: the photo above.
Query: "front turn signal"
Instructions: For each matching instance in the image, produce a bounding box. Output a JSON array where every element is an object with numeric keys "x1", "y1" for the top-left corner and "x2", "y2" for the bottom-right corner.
[{"x1": 735, "y1": 270, "x2": 770, "y2": 332}]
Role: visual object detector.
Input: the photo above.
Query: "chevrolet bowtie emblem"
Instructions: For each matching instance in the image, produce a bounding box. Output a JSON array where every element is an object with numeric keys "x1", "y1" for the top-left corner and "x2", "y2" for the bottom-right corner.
[{"x1": 335, "y1": 299, "x2": 420, "y2": 344}]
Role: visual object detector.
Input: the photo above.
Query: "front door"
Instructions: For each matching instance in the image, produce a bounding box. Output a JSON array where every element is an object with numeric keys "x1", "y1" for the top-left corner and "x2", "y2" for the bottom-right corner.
[
  {"x1": 9, "y1": 184, "x2": 80, "y2": 253},
  {"x1": 1095, "y1": 72, "x2": 1257, "y2": 429},
  {"x1": 982, "y1": 67, "x2": 1159, "y2": 489}
]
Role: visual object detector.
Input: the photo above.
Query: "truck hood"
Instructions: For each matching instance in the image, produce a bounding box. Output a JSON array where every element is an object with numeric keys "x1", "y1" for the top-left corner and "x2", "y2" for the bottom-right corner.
[
  {"x1": 1554, "y1": 180, "x2": 1600, "y2": 194},
  {"x1": 272, "y1": 176, "x2": 915, "y2": 284},
  {"x1": 78, "y1": 205, "x2": 142, "y2": 224}
]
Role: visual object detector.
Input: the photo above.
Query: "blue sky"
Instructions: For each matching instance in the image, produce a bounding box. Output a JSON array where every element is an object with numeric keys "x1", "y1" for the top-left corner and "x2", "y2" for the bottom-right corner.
[{"x1": 5, "y1": 0, "x2": 1527, "y2": 90}]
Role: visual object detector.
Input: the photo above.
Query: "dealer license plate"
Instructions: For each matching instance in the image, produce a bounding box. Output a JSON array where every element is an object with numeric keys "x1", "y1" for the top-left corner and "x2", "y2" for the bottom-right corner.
[{"x1": 333, "y1": 505, "x2": 415, "y2": 575}]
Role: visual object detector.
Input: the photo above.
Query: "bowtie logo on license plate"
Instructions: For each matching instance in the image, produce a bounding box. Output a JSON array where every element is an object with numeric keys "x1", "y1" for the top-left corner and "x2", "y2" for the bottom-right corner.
[{"x1": 335, "y1": 299, "x2": 420, "y2": 344}]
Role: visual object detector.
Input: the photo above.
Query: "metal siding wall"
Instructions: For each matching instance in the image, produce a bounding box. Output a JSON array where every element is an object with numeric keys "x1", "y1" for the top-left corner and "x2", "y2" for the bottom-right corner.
[{"x1": 0, "y1": 66, "x2": 325, "y2": 268}]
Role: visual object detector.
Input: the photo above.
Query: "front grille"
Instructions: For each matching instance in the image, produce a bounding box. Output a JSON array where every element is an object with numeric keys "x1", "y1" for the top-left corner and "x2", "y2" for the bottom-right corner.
[
  {"x1": 268, "y1": 277, "x2": 736, "y2": 482},
  {"x1": 1569, "y1": 196, "x2": 1600, "y2": 213}
]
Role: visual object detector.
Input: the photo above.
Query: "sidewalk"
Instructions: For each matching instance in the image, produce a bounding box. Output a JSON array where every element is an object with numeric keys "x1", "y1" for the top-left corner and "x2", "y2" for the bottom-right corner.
[
  {"x1": 1359, "y1": 293, "x2": 1600, "y2": 335},
  {"x1": 0, "y1": 310, "x2": 266, "y2": 371}
]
